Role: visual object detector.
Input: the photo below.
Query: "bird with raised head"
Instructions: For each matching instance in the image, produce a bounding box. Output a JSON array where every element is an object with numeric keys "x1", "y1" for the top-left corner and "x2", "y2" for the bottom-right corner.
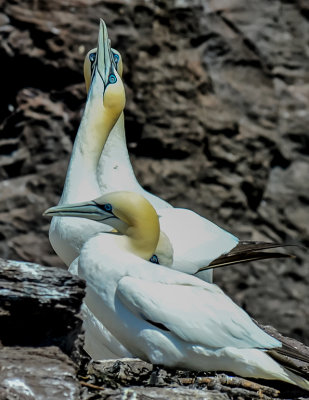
[{"x1": 50, "y1": 21, "x2": 294, "y2": 283}]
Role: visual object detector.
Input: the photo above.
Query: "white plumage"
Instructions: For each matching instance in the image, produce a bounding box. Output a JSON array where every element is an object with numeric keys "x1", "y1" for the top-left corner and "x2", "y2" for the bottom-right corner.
[{"x1": 44, "y1": 191, "x2": 309, "y2": 391}]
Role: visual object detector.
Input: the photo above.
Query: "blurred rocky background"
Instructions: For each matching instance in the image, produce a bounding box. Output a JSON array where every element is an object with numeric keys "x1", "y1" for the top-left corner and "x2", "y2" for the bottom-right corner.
[{"x1": 0, "y1": 0, "x2": 308, "y2": 350}]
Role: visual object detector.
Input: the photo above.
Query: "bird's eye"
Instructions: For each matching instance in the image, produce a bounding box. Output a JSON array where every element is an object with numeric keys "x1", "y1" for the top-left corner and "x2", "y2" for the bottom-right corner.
[
  {"x1": 108, "y1": 74, "x2": 117, "y2": 84},
  {"x1": 149, "y1": 255, "x2": 159, "y2": 264},
  {"x1": 94, "y1": 201, "x2": 114, "y2": 214},
  {"x1": 113, "y1": 53, "x2": 119, "y2": 64},
  {"x1": 103, "y1": 203, "x2": 113, "y2": 212},
  {"x1": 89, "y1": 52, "x2": 96, "y2": 63}
]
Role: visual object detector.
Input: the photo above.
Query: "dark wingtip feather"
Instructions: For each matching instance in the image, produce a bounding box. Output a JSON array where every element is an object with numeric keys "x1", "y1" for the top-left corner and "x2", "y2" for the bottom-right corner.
[
  {"x1": 196, "y1": 241, "x2": 299, "y2": 272},
  {"x1": 259, "y1": 322, "x2": 309, "y2": 379},
  {"x1": 267, "y1": 348, "x2": 309, "y2": 379}
]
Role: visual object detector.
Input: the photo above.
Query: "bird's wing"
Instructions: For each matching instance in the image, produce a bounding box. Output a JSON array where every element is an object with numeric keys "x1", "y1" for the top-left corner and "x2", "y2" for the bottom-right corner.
[
  {"x1": 116, "y1": 276, "x2": 280, "y2": 350},
  {"x1": 158, "y1": 209, "x2": 296, "y2": 275},
  {"x1": 158, "y1": 208, "x2": 238, "y2": 271},
  {"x1": 198, "y1": 241, "x2": 296, "y2": 272}
]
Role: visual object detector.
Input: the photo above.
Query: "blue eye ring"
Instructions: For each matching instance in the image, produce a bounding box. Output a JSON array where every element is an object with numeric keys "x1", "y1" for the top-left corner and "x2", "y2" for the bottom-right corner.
[
  {"x1": 103, "y1": 203, "x2": 112, "y2": 212},
  {"x1": 113, "y1": 53, "x2": 119, "y2": 63},
  {"x1": 108, "y1": 74, "x2": 117, "y2": 84},
  {"x1": 149, "y1": 255, "x2": 159, "y2": 264},
  {"x1": 89, "y1": 52, "x2": 96, "y2": 63}
]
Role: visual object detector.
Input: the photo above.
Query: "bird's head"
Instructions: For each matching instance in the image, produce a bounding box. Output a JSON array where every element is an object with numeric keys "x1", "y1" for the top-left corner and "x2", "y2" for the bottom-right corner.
[
  {"x1": 84, "y1": 19, "x2": 125, "y2": 122},
  {"x1": 44, "y1": 191, "x2": 160, "y2": 260},
  {"x1": 84, "y1": 47, "x2": 123, "y2": 92}
]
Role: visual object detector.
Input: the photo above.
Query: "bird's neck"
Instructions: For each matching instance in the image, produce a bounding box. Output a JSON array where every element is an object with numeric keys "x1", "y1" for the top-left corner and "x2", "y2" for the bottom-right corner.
[
  {"x1": 61, "y1": 80, "x2": 119, "y2": 203},
  {"x1": 97, "y1": 113, "x2": 140, "y2": 193},
  {"x1": 117, "y1": 211, "x2": 160, "y2": 261}
]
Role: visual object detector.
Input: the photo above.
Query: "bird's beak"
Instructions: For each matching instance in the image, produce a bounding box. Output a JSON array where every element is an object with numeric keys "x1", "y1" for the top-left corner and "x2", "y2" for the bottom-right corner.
[
  {"x1": 96, "y1": 18, "x2": 114, "y2": 86},
  {"x1": 43, "y1": 201, "x2": 115, "y2": 222}
]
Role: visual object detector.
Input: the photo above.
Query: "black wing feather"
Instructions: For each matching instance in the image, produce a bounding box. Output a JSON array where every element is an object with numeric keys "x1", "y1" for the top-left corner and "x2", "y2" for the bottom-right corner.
[{"x1": 197, "y1": 241, "x2": 298, "y2": 272}]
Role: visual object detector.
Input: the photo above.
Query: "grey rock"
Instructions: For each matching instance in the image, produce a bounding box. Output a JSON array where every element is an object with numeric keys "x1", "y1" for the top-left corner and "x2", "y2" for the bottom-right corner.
[
  {"x1": 0, "y1": 347, "x2": 80, "y2": 400},
  {"x1": 0, "y1": 258, "x2": 86, "y2": 399},
  {"x1": 0, "y1": 258, "x2": 85, "y2": 355}
]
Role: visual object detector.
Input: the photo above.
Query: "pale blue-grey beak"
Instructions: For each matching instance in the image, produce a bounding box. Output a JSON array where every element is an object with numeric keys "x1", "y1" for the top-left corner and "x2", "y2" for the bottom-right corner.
[
  {"x1": 43, "y1": 200, "x2": 115, "y2": 223},
  {"x1": 96, "y1": 19, "x2": 114, "y2": 86}
]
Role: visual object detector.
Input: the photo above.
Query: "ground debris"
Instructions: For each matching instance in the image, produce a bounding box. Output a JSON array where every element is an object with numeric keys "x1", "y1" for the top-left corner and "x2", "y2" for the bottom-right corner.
[{"x1": 79, "y1": 358, "x2": 309, "y2": 400}]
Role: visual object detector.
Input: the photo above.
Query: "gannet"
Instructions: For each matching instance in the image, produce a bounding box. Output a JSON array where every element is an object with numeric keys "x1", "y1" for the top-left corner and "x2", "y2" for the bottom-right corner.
[
  {"x1": 44, "y1": 192, "x2": 309, "y2": 391},
  {"x1": 82, "y1": 42, "x2": 294, "y2": 284},
  {"x1": 49, "y1": 20, "x2": 126, "y2": 267}
]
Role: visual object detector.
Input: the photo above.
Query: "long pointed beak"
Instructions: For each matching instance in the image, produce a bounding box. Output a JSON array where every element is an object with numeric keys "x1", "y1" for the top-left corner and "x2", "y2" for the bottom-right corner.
[
  {"x1": 96, "y1": 19, "x2": 114, "y2": 85},
  {"x1": 43, "y1": 201, "x2": 114, "y2": 222}
]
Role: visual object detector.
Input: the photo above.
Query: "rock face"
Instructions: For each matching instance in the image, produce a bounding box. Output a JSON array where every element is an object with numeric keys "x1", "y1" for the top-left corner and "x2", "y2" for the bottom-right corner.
[
  {"x1": 0, "y1": 0, "x2": 309, "y2": 347},
  {"x1": 0, "y1": 259, "x2": 85, "y2": 351},
  {"x1": 0, "y1": 258, "x2": 84, "y2": 400},
  {"x1": 0, "y1": 347, "x2": 80, "y2": 400}
]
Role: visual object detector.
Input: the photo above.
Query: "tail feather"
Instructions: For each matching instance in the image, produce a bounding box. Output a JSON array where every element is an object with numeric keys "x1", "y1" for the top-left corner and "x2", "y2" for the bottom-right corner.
[
  {"x1": 226, "y1": 347, "x2": 309, "y2": 391},
  {"x1": 197, "y1": 241, "x2": 298, "y2": 272},
  {"x1": 267, "y1": 343, "x2": 309, "y2": 383},
  {"x1": 258, "y1": 321, "x2": 309, "y2": 375},
  {"x1": 272, "y1": 345, "x2": 309, "y2": 365},
  {"x1": 281, "y1": 368, "x2": 309, "y2": 391}
]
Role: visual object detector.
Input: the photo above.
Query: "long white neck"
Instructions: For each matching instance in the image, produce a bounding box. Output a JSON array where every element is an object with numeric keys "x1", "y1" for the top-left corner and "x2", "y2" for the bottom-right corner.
[
  {"x1": 61, "y1": 75, "x2": 113, "y2": 204},
  {"x1": 96, "y1": 112, "x2": 139, "y2": 194},
  {"x1": 97, "y1": 113, "x2": 173, "y2": 211}
]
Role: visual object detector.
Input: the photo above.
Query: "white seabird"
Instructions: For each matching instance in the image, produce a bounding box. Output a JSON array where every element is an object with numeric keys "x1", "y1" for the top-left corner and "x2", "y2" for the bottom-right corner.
[{"x1": 44, "y1": 191, "x2": 309, "y2": 391}]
